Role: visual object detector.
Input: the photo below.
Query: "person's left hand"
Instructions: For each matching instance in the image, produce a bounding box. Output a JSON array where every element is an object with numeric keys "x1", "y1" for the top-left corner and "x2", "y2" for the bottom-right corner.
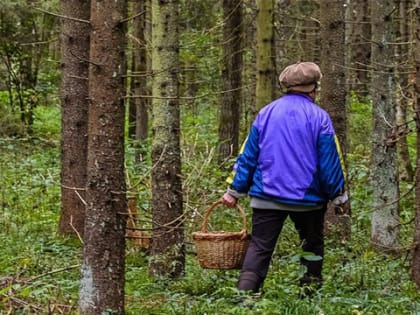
[{"x1": 221, "y1": 192, "x2": 237, "y2": 208}]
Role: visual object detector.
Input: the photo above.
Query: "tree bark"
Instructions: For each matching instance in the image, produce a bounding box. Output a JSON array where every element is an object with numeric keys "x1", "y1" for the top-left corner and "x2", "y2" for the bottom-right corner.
[
  {"x1": 395, "y1": 0, "x2": 414, "y2": 182},
  {"x1": 58, "y1": 0, "x2": 90, "y2": 238},
  {"x1": 370, "y1": 0, "x2": 400, "y2": 254},
  {"x1": 129, "y1": 0, "x2": 150, "y2": 145},
  {"x1": 243, "y1": 0, "x2": 257, "y2": 128},
  {"x1": 349, "y1": 0, "x2": 371, "y2": 100},
  {"x1": 256, "y1": 0, "x2": 274, "y2": 110},
  {"x1": 319, "y1": 0, "x2": 351, "y2": 240},
  {"x1": 218, "y1": 0, "x2": 243, "y2": 161},
  {"x1": 411, "y1": 0, "x2": 420, "y2": 287},
  {"x1": 79, "y1": 0, "x2": 127, "y2": 313},
  {"x1": 150, "y1": 0, "x2": 185, "y2": 278}
]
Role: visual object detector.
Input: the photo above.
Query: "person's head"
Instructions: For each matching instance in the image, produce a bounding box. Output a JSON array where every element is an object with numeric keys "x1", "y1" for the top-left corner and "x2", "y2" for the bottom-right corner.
[{"x1": 279, "y1": 62, "x2": 322, "y2": 99}]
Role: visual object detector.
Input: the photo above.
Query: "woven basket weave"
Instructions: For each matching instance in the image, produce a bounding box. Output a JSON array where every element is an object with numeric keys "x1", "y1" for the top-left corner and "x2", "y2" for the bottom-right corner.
[
  {"x1": 192, "y1": 200, "x2": 250, "y2": 269},
  {"x1": 125, "y1": 198, "x2": 151, "y2": 250}
]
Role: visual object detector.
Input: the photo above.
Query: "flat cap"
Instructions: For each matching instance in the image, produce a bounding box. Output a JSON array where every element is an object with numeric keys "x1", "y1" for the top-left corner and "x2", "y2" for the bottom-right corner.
[{"x1": 279, "y1": 62, "x2": 322, "y2": 93}]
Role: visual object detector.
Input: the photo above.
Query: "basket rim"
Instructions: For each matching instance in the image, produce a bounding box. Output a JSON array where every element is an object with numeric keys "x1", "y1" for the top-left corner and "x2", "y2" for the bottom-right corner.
[
  {"x1": 198, "y1": 200, "x2": 248, "y2": 234},
  {"x1": 192, "y1": 230, "x2": 251, "y2": 241}
]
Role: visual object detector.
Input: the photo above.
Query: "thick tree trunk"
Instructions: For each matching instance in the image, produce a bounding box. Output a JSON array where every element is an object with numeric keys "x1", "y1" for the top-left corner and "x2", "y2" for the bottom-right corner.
[
  {"x1": 218, "y1": 0, "x2": 243, "y2": 161},
  {"x1": 58, "y1": 0, "x2": 90, "y2": 238},
  {"x1": 256, "y1": 0, "x2": 274, "y2": 110},
  {"x1": 79, "y1": 0, "x2": 127, "y2": 314},
  {"x1": 370, "y1": 0, "x2": 400, "y2": 254},
  {"x1": 320, "y1": 0, "x2": 347, "y2": 145},
  {"x1": 412, "y1": 0, "x2": 420, "y2": 287},
  {"x1": 150, "y1": 0, "x2": 185, "y2": 278},
  {"x1": 319, "y1": 0, "x2": 351, "y2": 240}
]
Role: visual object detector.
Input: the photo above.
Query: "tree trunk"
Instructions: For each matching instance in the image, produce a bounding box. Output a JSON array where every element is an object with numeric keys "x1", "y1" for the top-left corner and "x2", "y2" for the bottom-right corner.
[
  {"x1": 134, "y1": 0, "x2": 150, "y2": 145},
  {"x1": 218, "y1": 0, "x2": 243, "y2": 162},
  {"x1": 79, "y1": 0, "x2": 127, "y2": 313},
  {"x1": 319, "y1": 0, "x2": 351, "y2": 241},
  {"x1": 243, "y1": 0, "x2": 257, "y2": 128},
  {"x1": 411, "y1": 0, "x2": 420, "y2": 287},
  {"x1": 256, "y1": 0, "x2": 274, "y2": 110},
  {"x1": 128, "y1": 0, "x2": 150, "y2": 146},
  {"x1": 128, "y1": 52, "x2": 137, "y2": 139},
  {"x1": 150, "y1": 0, "x2": 185, "y2": 278},
  {"x1": 370, "y1": 0, "x2": 400, "y2": 254},
  {"x1": 58, "y1": 0, "x2": 90, "y2": 238},
  {"x1": 396, "y1": 0, "x2": 414, "y2": 182},
  {"x1": 349, "y1": 0, "x2": 371, "y2": 100},
  {"x1": 128, "y1": 0, "x2": 150, "y2": 164}
]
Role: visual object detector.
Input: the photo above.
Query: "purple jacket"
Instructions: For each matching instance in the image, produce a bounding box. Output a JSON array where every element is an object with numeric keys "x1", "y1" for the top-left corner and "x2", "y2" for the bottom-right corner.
[{"x1": 227, "y1": 93, "x2": 346, "y2": 207}]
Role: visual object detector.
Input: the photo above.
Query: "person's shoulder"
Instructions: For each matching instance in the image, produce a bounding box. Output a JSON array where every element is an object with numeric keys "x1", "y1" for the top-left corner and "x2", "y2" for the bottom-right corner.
[
  {"x1": 257, "y1": 97, "x2": 283, "y2": 115},
  {"x1": 307, "y1": 100, "x2": 329, "y2": 116}
]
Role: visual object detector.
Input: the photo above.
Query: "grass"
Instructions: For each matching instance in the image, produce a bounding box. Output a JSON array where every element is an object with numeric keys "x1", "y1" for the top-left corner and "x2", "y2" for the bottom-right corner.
[{"x1": 0, "y1": 104, "x2": 419, "y2": 314}]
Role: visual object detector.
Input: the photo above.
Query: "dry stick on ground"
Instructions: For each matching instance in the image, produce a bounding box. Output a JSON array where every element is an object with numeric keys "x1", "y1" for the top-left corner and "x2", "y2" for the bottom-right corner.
[
  {"x1": 17, "y1": 264, "x2": 81, "y2": 285},
  {"x1": 1, "y1": 265, "x2": 80, "y2": 313},
  {"x1": 2, "y1": 294, "x2": 44, "y2": 313}
]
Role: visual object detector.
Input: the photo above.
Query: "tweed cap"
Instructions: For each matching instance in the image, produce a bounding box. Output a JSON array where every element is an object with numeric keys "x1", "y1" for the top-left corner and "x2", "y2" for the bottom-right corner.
[{"x1": 279, "y1": 62, "x2": 322, "y2": 93}]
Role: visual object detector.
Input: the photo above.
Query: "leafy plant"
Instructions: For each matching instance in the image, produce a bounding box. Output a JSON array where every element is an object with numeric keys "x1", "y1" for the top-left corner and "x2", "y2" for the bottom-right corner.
[{"x1": 1, "y1": 90, "x2": 420, "y2": 314}]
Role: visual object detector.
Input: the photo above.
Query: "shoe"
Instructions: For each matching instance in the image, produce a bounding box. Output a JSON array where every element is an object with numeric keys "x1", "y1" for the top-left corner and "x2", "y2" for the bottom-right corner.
[
  {"x1": 298, "y1": 284, "x2": 318, "y2": 299},
  {"x1": 235, "y1": 291, "x2": 261, "y2": 309},
  {"x1": 298, "y1": 275, "x2": 322, "y2": 299},
  {"x1": 237, "y1": 271, "x2": 262, "y2": 292}
]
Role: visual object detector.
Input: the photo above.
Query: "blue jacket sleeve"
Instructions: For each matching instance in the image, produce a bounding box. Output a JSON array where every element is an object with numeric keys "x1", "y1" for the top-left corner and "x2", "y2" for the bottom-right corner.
[
  {"x1": 317, "y1": 123, "x2": 346, "y2": 200},
  {"x1": 226, "y1": 125, "x2": 260, "y2": 193}
]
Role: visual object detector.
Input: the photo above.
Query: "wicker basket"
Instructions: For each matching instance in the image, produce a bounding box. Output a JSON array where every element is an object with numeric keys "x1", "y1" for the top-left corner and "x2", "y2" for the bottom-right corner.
[
  {"x1": 125, "y1": 198, "x2": 151, "y2": 250},
  {"x1": 192, "y1": 200, "x2": 251, "y2": 269}
]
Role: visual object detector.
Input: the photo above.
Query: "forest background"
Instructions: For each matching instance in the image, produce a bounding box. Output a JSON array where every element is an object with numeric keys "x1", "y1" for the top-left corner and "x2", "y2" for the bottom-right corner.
[{"x1": 1, "y1": 0, "x2": 420, "y2": 314}]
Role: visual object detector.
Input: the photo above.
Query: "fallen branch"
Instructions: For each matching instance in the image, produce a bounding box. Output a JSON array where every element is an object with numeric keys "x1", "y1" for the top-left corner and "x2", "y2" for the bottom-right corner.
[{"x1": 17, "y1": 264, "x2": 80, "y2": 285}]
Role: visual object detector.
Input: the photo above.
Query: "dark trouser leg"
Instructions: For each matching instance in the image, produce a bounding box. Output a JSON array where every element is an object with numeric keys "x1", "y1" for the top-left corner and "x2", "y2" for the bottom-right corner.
[
  {"x1": 289, "y1": 208, "x2": 326, "y2": 287},
  {"x1": 238, "y1": 209, "x2": 288, "y2": 292}
]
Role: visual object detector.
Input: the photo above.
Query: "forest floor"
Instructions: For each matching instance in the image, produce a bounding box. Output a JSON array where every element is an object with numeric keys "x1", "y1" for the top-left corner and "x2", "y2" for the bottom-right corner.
[{"x1": 1, "y1": 105, "x2": 419, "y2": 314}]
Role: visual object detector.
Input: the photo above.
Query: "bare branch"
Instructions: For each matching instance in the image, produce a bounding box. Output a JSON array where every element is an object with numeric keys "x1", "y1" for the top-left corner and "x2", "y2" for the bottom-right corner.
[
  {"x1": 119, "y1": 10, "x2": 146, "y2": 24},
  {"x1": 34, "y1": 7, "x2": 90, "y2": 24}
]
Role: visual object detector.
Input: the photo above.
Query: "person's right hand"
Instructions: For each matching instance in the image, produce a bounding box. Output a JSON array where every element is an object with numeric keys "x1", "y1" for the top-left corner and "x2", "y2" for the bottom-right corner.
[
  {"x1": 221, "y1": 192, "x2": 237, "y2": 208},
  {"x1": 332, "y1": 191, "x2": 348, "y2": 206}
]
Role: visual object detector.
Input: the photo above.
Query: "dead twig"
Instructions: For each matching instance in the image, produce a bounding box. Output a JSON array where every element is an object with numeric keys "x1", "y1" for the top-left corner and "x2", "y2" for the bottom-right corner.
[
  {"x1": 119, "y1": 10, "x2": 146, "y2": 24},
  {"x1": 17, "y1": 264, "x2": 80, "y2": 285},
  {"x1": 33, "y1": 8, "x2": 90, "y2": 24},
  {"x1": 70, "y1": 215, "x2": 84, "y2": 245}
]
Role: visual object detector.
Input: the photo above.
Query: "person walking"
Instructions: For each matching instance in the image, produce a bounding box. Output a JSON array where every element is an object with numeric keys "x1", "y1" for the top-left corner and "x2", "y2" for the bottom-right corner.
[{"x1": 221, "y1": 62, "x2": 347, "y2": 295}]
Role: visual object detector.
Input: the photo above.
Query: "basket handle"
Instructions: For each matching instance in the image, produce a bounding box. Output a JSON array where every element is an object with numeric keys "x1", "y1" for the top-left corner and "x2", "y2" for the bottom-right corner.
[{"x1": 201, "y1": 200, "x2": 248, "y2": 238}]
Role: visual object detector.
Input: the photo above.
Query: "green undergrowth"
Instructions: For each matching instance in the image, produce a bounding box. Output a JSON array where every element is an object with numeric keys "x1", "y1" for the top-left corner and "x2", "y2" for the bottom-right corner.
[{"x1": 0, "y1": 104, "x2": 419, "y2": 314}]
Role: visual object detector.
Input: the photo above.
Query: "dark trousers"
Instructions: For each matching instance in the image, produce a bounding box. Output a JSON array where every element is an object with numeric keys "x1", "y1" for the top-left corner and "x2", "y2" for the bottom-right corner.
[{"x1": 241, "y1": 207, "x2": 326, "y2": 287}]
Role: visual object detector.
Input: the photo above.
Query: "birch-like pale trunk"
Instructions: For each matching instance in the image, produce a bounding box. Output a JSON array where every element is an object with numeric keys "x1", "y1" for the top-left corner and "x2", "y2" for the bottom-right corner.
[
  {"x1": 150, "y1": 0, "x2": 185, "y2": 278},
  {"x1": 370, "y1": 0, "x2": 400, "y2": 253}
]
